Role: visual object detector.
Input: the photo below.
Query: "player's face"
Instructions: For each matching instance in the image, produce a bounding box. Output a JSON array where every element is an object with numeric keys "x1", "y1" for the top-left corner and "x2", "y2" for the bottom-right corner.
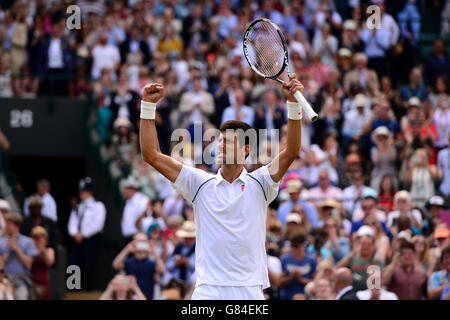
[{"x1": 216, "y1": 132, "x2": 246, "y2": 165}]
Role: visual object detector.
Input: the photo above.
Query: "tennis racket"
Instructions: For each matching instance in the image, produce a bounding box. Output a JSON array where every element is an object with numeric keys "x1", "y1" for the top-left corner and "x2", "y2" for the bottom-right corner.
[{"x1": 243, "y1": 18, "x2": 318, "y2": 122}]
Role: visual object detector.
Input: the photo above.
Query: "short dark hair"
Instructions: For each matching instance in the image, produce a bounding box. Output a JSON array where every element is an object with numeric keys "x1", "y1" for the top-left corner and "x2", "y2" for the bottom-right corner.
[
  {"x1": 441, "y1": 245, "x2": 450, "y2": 263},
  {"x1": 219, "y1": 120, "x2": 253, "y2": 146},
  {"x1": 290, "y1": 232, "x2": 307, "y2": 247},
  {"x1": 400, "y1": 241, "x2": 415, "y2": 253}
]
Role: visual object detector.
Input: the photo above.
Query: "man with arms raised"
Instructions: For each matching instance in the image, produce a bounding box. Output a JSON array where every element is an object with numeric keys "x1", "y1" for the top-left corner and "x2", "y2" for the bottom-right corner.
[{"x1": 139, "y1": 74, "x2": 303, "y2": 300}]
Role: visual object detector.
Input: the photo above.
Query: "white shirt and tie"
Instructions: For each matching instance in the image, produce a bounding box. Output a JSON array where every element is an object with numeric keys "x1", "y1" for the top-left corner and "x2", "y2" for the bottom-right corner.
[
  {"x1": 68, "y1": 197, "x2": 106, "y2": 238},
  {"x1": 121, "y1": 192, "x2": 149, "y2": 238},
  {"x1": 24, "y1": 193, "x2": 58, "y2": 222},
  {"x1": 172, "y1": 164, "x2": 280, "y2": 292}
]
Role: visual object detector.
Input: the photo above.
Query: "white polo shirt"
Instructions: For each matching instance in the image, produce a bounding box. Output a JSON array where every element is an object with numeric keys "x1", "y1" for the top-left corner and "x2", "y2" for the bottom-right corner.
[{"x1": 173, "y1": 164, "x2": 280, "y2": 289}]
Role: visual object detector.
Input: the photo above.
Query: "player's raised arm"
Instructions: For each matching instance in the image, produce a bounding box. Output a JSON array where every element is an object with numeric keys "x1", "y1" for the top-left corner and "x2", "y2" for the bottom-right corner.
[
  {"x1": 268, "y1": 73, "x2": 303, "y2": 182},
  {"x1": 140, "y1": 83, "x2": 182, "y2": 183}
]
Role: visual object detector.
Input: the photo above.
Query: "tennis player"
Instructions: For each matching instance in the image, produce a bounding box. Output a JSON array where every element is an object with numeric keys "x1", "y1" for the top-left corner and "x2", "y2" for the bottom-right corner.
[{"x1": 139, "y1": 73, "x2": 303, "y2": 300}]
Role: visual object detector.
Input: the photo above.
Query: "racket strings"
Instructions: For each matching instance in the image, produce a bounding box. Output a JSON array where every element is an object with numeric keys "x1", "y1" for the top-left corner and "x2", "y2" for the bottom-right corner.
[{"x1": 246, "y1": 21, "x2": 285, "y2": 78}]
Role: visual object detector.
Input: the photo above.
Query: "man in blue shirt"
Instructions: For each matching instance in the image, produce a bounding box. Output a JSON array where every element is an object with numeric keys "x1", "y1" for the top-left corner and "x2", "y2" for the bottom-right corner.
[
  {"x1": 278, "y1": 179, "x2": 321, "y2": 228},
  {"x1": 0, "y1": 212, "x2": 37, "y2": 300},
  {"x1": 279, "y1": 233, "x2": 317, "y2": 299}
]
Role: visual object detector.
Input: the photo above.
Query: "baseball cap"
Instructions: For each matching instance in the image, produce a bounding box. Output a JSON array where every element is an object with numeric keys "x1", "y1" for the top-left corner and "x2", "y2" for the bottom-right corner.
[
  {"x1": 429, "y1": 195, "x2": 444, "y2": 207},
  {"x1": 394, "y1": 190, "x2": 411, "y2": 203},
  {"x1": 397, "y1": 230, "x2": 412, "y2": 242},
  {"x1": 322, "y1": 199, "x2": 341, "y2": 209},
  {"x1": 354, "y1": 93, "x2": 367, "y2": 108},
  {"x1": 338, "y1": 48, "x2": 352, "y2": 58},
  {"x1": 371, "y1": 126, "x2": 391, "y2": 143},
  {"x1": 286, "y1": 213, "x2": 302, "y2": 224},
  {"x1": 343, "y1": 20, "x2": 357, "y2": 31},
  {"x1": 408, "y1": 96, "x2": 421, "y2": 107},
  {"x1": 286, "y1": 179, "x2": 302, "y2": 194},
  {"x1": 356, "y1": 225, "x2": 375, "y2": 238},
  {"x1": 79, "y1": 177, "x2": 94, "y2": 192},
  {"x1": 434, "y1": 227, "x2": 450, "y2": 240},
  {"x1": 362, "y1": 189, "x2": 378, "y2": 201},
  {"x1": 0, "y1": 199, "x2": 11, "y2": 212}
]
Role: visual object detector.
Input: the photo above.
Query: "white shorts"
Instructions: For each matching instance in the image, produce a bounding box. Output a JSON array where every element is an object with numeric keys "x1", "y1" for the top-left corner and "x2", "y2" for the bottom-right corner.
[{"x1": 191, "y1": 284, "x2": 265, "y2": 300}]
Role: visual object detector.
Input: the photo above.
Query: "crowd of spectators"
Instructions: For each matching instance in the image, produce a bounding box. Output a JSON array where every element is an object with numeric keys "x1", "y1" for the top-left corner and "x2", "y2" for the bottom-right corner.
[{"x1": 0, "y1": 0, "x2": 450, "y2": 300}]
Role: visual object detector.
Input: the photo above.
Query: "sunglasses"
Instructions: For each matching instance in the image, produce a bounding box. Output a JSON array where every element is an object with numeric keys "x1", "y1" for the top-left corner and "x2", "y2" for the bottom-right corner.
[{"x1": 325, "y1": 224, "x2": 337, "y2": 228}]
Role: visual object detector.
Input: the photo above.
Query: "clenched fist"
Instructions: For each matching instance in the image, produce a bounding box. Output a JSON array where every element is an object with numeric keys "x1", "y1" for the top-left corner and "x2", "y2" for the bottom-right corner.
[
  {"x1": 142, "y1": 83, "x2": 164, "y2": 103},
  {"x1": 281, "y1": 73, "x2": 304, "y2": 103}
]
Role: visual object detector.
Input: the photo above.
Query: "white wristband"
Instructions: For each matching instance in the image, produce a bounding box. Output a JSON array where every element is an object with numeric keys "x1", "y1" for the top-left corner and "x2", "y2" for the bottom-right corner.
[
  {"x1": 140, "y1": 100, "x2": 156, "y2": 119},
  {"x1": 287, "y1": 101, "x2": 302, "y2": 120}
]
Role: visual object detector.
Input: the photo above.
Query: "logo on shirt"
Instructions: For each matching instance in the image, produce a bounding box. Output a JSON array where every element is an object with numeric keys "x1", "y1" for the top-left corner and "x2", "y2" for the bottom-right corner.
[{"x1": 241, "y1": 184, "x2": 245, "y2": 192}]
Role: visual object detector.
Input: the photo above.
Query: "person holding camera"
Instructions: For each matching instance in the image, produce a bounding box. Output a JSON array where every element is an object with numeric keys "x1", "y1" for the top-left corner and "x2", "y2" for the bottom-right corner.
[
  {"x1": 112, "y1": 232, "x2": 165, "y2": 300},
  {"x1": 99, "y1": 274, "x2": 146, "y2": 300}
]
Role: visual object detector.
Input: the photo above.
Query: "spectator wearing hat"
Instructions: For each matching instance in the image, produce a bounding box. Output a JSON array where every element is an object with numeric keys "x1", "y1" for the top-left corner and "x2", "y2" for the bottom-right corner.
[
  {"x1": 68, "y1": 177, "x2": 106, "y2": 291},
  {"x1": 342, "y1": 170, "x2": 377, "y2": 215},
  {"x1": 320, "y1": 199, "x2": 351, "y2": 237},
  {"x1": 30, "y1": 226, "x2": 54, "y2": 300},
  {"x1": 342, "y1": 93, "x2": 372, "y2": 143},
  {"x1": 428, "y1": 245, "x2": 450, "y2": 299},
  {"x1": 337, "y1": 47, "x2": 353, "y2": 75},
  {"x1": 166, "y1": 221, "x2": 196, "y2": 286},
  {"x1": 279, "y1": 232, "x2": 317, "y2": 300},
  {"x1": 387, "y1": 190, "x2": 424, "y2": 236},
  {"x1": 110, "y1": 117, "x2": 139, "y2": 177},
  {"x1": 120, "y1": 176, "x2": 150, "y2": 241},
  {"x1": 308, "y1": 170, "x2": 343, "y2": 207},
  {"x1": 21, "y1": 195, "x2": 59, "y2": 250},
  {"x1": 424, "y1": 195, "x2": 446, "y2": 236},
  {"x1": 437, "y1": 134, "x2": 450, "y2": 197},
  {"x1": 23, "y1": 179, "x2": 57, "y2": 222},
  {"x1": 343, "y1": 53, "x2": 379, "y2": 97},
  {"x1": 278, "y1": 179, "x2": 321, "y2": 228},
  {"x1": 0, "y1": 212, "x2": 37, "y2": 300},
  {"x1": 429, "y1": 226, "x2": 450, "y2": 271},
  {"x1": 112, "y1": 233, "x2": 164, "y2": 300},
  {"x1": 382, "y1": 241, "x2": 427, "y2": 300},
  {"x1": 0, "y1": 199, "x2": 11, "y2": 238},
  {"x1": 370, "y1": 126, "x2": 397, "y2": 190},
  {"x1": 334, "y1": 267, "x2": 359, "y2": 300},
  {"x1": 279, "y1": 213, "x2": 306, "y2": 254},
  {"x1": 350, "y1": 190, "x2": 389, "y2": 235},
  {"x1": 340, "y1": 20, "x2": 362, "y2": 53},
  {"x1": 337, "y1": 226, "x2": 384, "y2": 291}
]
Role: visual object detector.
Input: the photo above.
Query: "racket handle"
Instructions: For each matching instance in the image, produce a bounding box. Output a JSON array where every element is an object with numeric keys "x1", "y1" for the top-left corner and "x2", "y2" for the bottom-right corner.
[{"x1": 294, "y1": 91, "x2": 318, "y2": 122}]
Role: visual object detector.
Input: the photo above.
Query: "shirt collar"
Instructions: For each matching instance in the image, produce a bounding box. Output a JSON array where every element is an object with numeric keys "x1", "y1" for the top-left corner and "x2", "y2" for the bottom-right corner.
[
  {"x1": 336, "y1": 286, "x2": 353, "y2": 300},
  {"x1": 215, "y1": 167, "x2": 248, "y2": 186}
]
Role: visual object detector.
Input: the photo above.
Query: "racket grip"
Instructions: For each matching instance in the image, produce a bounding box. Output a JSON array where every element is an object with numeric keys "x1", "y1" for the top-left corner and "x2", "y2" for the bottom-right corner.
[{"x1": 294, "y1": 91, "x2": 318, "y2": 122}]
